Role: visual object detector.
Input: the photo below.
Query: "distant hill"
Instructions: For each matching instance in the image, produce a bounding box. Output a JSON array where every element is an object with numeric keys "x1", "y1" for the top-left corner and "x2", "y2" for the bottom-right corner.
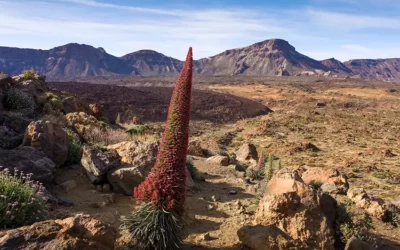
[
  {"x1": 121, "y1": 50, "x2": 183, "y2": 76},
  {"x1": 1, "y1": 40, "x2": 400, "y2": 81}
]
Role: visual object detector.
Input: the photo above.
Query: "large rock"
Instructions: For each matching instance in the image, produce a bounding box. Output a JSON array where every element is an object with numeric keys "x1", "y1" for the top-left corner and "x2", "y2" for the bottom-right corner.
[
  {"x1": 14, "y1": 77, "x2": 49, "y2": 101},
  {"x1": 237, "y1": 225, "x2": 302, "y2": 250},
  {"x1": 107, "y1": 166, "x2": 145, "y2": 195},
  {"x1": 345, "y1": 236, "x2": 376, "y2": 250},
  {"x1": 106, "y1": 140, "x2": 158, "y2": 175},
  {"x1": 0, "y1": 146, "x2": 56, "y2": 184},
  {"x1": 236, "y1": 143, "x2": 258, "y2": 163},
  {"x1": 301, "y1": 167, "x2": 349, "y2": 194},
  {"x1": 0, "y1": 214, "x2": 117, "y2": 250},
  {"x1": 347, "y1": 188, "x2": 387, "y2": 220},
  {"x1": 23, "y1": 120, "x2": 68, "y2": 166},
  {"x1": 81, "y1": 146, "x2": 120, "y2": 184},
  {"x1": 206, "y1": 155, "x2": 230, "y2": 166},
  {"x1": 255, "y1": 168, "x2": 336, "y2": 250},
  {"x1": 65, "y1": 112, "x2": 103, "y2": 140}
]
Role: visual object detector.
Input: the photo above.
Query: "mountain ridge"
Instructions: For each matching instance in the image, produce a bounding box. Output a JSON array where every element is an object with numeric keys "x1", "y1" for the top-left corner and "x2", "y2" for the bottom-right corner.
[{"x1": 1, "y1": 39, "x2": 400, "y2": 81}]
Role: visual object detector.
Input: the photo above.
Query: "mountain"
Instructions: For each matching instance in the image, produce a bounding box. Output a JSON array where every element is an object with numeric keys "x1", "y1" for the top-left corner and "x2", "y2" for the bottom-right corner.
[
  {"x1": 1, "y1": 40, "x2": 400, "y2": 81},
  {"x1": 343, "y1": 59, "x2": 400, "y2": 81},
  {"x1": 194, "y1": 39, "x2": 329, "y2": 76},
  {"x1": 320, "y1": 58, "x2": 353, "y2": 75},
  {"x1": 0, "y1": 43, "x2": 136, "y2": 78},
  {"x1": 121, "y1": 50, "x2": 183, "y2": 76}
]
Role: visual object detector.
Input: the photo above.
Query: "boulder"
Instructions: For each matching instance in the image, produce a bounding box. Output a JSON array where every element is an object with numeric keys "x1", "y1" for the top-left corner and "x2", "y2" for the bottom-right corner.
[
  {"x1": 81, "y1": 146, "x2": 120, "y2": 184},
  {"x1": 0, "y1": 124, "x2": 23, "y2": 149},
  {"x1": 301, "y1": 167, "x2": 349, "y2": 194},
  {"x1": 255, "y1": 169, "x2": 336, "y2": 250},
  {"x1": 107, "y1": 166, "x2": 145, "y2": 195},
  {"x1": 89, "y1": 103, "x2": 104, "y2": 119},
  {"x1": 3, "y1": 113, "x2": 32, "y2": 133},
  {"x1": 0, "y1": 214, "x2": 117, "y2": 250},
  {"x1": 0, "y1": 146, "x2": 56, "y2": 184},
  {"x1": 347, "y1": 188, "x2": 387, "y2": 220},
  {"x1": 235, "y1": 143, "x2": 258, "y2": 162},
  {"x1": 188, "y1": 140, "x2": 204, "y2": 156},
  {"x1": 65, "y1": 112, "x2": 102, "y2": 139},
  {"x1": 237, "y1": 225, "x2": 302, "y2": 250},
  {"x1": 106, "y1": 140, "x2": 158, "y2": 175},
  {"x1": 206, "y1": 155, "x2": 230, "y2": 166},
  {"x1": 15, "y1": 78, "x2": 49, "y2": 100},
  {"x1": 23, "y1": 120, "x2": 68, "y2": 166},
  {"x1": 345, "y1": 236, "x2": 376, "y2": 250}
]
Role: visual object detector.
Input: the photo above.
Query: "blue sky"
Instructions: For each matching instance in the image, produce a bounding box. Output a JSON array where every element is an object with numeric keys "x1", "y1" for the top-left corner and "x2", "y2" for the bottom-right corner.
[{"x1": 0, "y1": 0, "x2": 400, "y2": 61}]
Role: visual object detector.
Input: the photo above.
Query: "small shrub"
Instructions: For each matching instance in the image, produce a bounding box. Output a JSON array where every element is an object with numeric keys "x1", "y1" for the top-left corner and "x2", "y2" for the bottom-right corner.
[
  {"x1": 121, "y1": 203, "x2": 182, "y2": 250},
  {"x1": 115, "y1": 113, "x2": 121, "y2": 124},
  {"x1": 310, "y1": 180, "x2": 323, "y2": 190},
  {"x1": 246, "y1": 168, "x2": 265, "y2": 180},
  {"x1": 85, "y1": 127, "x2": 133, "y2": 146},
  {"x1": 22, "y1": 69, "x2": 36, "y2": 80},
  {"x1": 384, "y1": 205, "x2": 400, "y2": 228},
  {"x1": 0, "y1": 169, "x2": 48, "y2": 229},
  {"x1": 4, "y1": 88, "x2": 35, "y2": 113},
  {"x1": 126, "y1": 125, "x2": 146, "y2": 135},
  {"x1": 186, "y1": 159, "x2": 198, "y2": 180},
  {"x1": 65, "y1": 132, "x2": 83, "y2": 165},
  {"x1": 336, "y1": 202, "x2": 374, "y2": 243}
]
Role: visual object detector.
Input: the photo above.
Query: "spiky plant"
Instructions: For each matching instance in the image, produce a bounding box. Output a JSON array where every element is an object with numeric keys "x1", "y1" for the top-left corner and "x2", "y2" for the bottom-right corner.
[
  {"x1": 265, "y1": 154, "x2": 274, "y2": 182},
  {"x1": 277, "y1": 158, "x2": 282, "y2": 171},
  {"x1": 246, "y1": 152, "x2": 265, "y2": 180},
  {"x1": 122, "y1": 48, "x2": 193, "y2": 250}
]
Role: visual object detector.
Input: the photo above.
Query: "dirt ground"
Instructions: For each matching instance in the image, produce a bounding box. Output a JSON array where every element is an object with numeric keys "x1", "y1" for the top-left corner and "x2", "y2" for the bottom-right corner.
[{"x1": 49, "y1": 76, "x2": 400, "y2": 249}]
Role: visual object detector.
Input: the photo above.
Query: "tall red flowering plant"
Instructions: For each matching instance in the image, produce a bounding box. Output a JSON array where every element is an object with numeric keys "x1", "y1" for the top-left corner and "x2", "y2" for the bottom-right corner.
[{"x1": 122, "y1": 48, "x2": 193, "y2": 250}]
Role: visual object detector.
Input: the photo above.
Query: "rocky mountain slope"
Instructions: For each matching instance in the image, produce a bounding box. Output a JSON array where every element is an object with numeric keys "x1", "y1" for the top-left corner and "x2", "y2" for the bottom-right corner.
[
  {"x1": 1, "y1": 40, "x2": 400, "y2": 81},
  {"x1": 121, "y1": 50, "x2": 183, "y2": 76},
  {"x1": 320, "y1": 58, "x2": 353, "y2": 75},
  {"x1": 344, "y1": 58, "x2": 400, "y2": 81},
  {"x1": 0, "y1": 43, "x2": 136, "y2": 78},
  {"x1": 194, "y1": 39, "x2": 329, "y2": 76}
]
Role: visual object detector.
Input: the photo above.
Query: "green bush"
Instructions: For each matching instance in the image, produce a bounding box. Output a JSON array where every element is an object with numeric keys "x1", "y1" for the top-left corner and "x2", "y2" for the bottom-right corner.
[
  {"x1": 384, "y1": 205, "x2": 400, "y2": 228},
  {"x1": 246, "y1": 168, "x2": 265, "y2": 180},
  {"x1": 38, "y1": 92, "x2": 63, "y2": 115},
  {"x1": 186, "y1": 159, "x2": 198, "y2": 180},
  {"x1": 4, "y1": 88, "x2": 35, "y2": 113},
  {"x1": 0, "y1": 169, "x2": 48, "y2": 229},
  {"x1": 126, "y1": 125, "x2": 146, "y2": 135},
  {"x1": 336, "y1": 202, "x2": 374, "y2": 243},
  {"x1": 65, "y1": 132, "x2": 83, "y2": 165},
  {"x1": 22, "y1": 69, "x2": 36, "y2": 80},
  {"x1": 310, "y1": 180, "x2": 323, "y2": 190}
]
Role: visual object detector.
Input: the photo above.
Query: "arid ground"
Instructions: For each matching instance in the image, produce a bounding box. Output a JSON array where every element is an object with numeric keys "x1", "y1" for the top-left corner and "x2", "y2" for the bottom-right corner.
[{"x1": 49, "y1": 76, "x2": 400, "y2": 249}]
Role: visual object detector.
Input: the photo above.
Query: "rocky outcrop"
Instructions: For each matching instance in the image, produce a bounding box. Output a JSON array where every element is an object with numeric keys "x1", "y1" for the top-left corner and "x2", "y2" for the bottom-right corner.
[
  {"x1": 81, "y1": 146, "x2": 121, "y2": 184},
  {"x1": 255, "y1": 168, "x2": 336, "y2": 250},
  {"x1": 61, "y1": 96, "x2": 91, "y2": 114},
  {"x1": 301, "y1": 167, "x2": 349, "y2": 194},
  {"x1": 65, "y1": 112, "x2": 103, "y2": 140},
  {"x1": 347, "y1": 188, "x2": 387, "y2": 220},
  {"x1": 23, "y1": 120, "x2": 68, "y2": 166},
  {"x1": 237, "y1": 225, "x2": 302, "y2": 250},
  {"x1": 89, "y1": 103, "x2": 104, "y2": 119},
  {"x1": 0, "y1": 214, "x2": 117, "y2": 250},
  {"x1": 235, "y1": 143, "x2": 258, "y2": 163},
  {"x1": 106, "y1": 140, "x2": 158, "y2": 175},
  {"x1": 107, "y1": 165, "x2": 145, "y2": 195},
  {"x1": 0, "y1": 146, "x2": 56, "y2": 183},
  {"x1": 206, "y1": 155, "x2": 230, "y2": 166}
]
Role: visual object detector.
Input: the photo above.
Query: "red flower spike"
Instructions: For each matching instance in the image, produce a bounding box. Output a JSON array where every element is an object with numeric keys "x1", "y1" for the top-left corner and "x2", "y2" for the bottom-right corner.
[
  {"x1": 257, "y1": 153, "x2": 264, "y2": 170},
  {"x1": 134, "y1": 48, "x2": 193, "y2": 213}
]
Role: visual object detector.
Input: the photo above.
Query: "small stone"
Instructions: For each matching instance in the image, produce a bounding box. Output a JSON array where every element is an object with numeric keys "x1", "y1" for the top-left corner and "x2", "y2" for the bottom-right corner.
[
  {"x1": 100, "y1": 193, "x2": 115, "y2": 206},
  {"x1": 201, "y1": 233, "x2": 212, "y2": 241},
  {"x1": 96, "y1": 185, "x2": 103, "y2": 191},
  {"x1": 208, "y1": 204, "x2": 215, "y2": 210},
  {"x1": 58, "y1": 197, "x2": 74, "y2": 207},
  {"x1": 102, "y1": 184, "x2": 111, "y2": 192},
  {"x1": 229, "y1": 190, "x2": 237, "y2": 195},
  {"x1": 211, "y1": 195, "x2": 218, "y2": 202},
  {"x1": 60, "y1": 180, "x2": 77, "y2": 191}
]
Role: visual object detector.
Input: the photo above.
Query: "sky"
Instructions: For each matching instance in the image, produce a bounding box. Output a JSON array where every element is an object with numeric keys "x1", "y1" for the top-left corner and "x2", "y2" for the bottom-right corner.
[{"x1": 0, "y1": 0, "x2": 400, "y2": 61}]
